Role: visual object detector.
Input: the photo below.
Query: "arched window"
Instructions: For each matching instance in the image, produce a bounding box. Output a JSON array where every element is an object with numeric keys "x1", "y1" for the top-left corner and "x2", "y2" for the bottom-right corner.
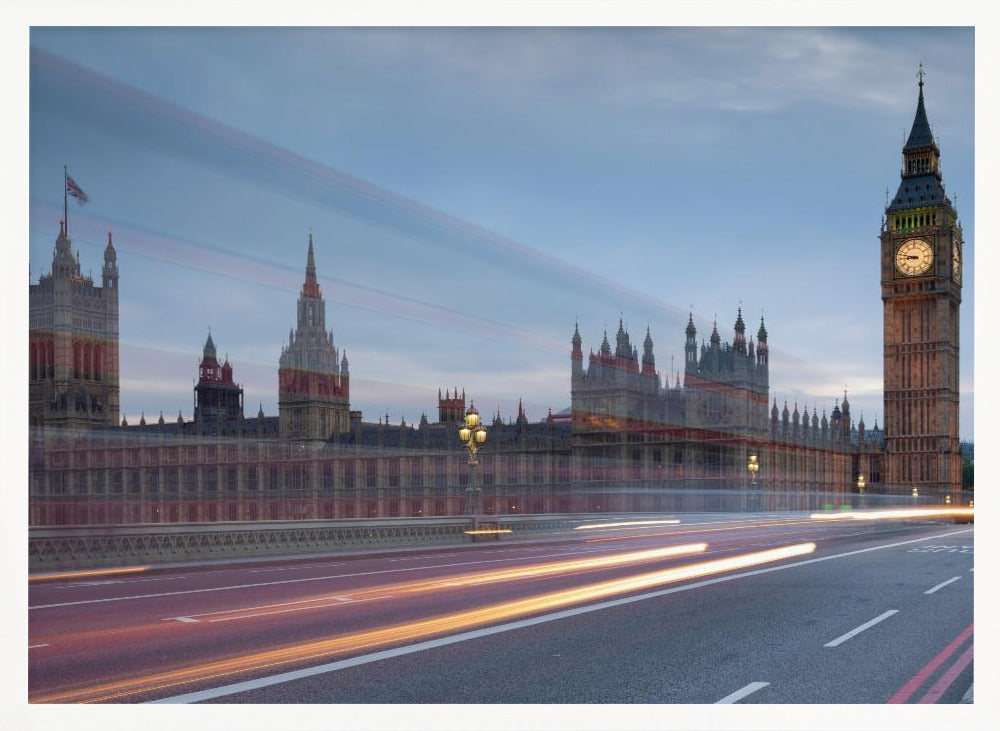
[{"x1": 73, "y1": 342, "x2": 81, "y2": 379}]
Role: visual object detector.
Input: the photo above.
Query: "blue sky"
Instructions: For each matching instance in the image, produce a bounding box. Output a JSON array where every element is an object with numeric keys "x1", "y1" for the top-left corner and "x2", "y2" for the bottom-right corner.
[{"x1": 25, "y1": 27, "x2": 975, "y2": 437}]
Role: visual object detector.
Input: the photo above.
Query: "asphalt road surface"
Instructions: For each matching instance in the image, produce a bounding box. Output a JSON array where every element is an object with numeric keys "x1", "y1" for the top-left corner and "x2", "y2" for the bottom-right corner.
[{"x1": 28, "y1": 511, "x2": 974, "y2": 704}]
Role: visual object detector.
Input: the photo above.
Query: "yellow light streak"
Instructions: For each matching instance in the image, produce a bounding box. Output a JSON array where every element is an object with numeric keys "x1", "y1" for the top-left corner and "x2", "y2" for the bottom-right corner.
[
  {"x1": 463, "y1": 529, "x2": 514, "y2": 535},
  {"x1": 180, "y1": 543, "x2": 710, "y2": 622},
  {"x1": 810, "y1": 508, "x2": 974, "y2": 521},
  {"x1": 31, "y1": 542, "x2": 813, "y2": 703},
  {"x1": 585, "y1": 517, "x2": 821, "y2": 543},
  {"x1": 574, "y1": 520, "x2": 681, "y2": 530},
  {"x1": 29, "y1": 566, "x2": 149, "y2": 583}
]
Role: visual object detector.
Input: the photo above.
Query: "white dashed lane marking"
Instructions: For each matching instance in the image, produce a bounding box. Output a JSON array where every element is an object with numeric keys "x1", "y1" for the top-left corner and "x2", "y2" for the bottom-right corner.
[
  {"x1": 824, "y1": 610, "x2": 899, "y2": 648},
  {"x1": 924, "y1": 576, "x2": 962, "y2": 594},
  {"x1": 715, "y1": 682, "x2": 770, "y2": 704}
]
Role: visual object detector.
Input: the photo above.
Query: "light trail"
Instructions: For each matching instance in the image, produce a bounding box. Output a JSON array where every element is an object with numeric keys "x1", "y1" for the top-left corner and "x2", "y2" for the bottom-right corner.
[
  {"x1": 585, "y1": 517, "x2": 821, "y2": 543},
  {"x1": 463, "y1": 529, "x2": 513, "y2": 535},
  {"x1": 31, "y1": 542, "x2": 814, "y2": 703},
  {"x1": 29, "y1": 566, "x2": 149, "y2": 583},
  {"x1": 574, "y1": 520, "x2": 681, "y2": 530},
  {"x1": 160, "y1": 543, "x2": 710, "y2": 623},
  {"x1": 810, "y1": 508, "x2": 974, "y2": 521},
  {"x1": 32, "y1": 543, "x2": 709, "y2": 642}
]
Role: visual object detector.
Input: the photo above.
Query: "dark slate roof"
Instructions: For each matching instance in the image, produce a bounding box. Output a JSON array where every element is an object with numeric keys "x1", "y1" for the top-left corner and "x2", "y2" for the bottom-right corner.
[
  {"x1": 904, "y1": 87, "x2": 937, "y2": 152},
  {"x1": 113, "y1": 415, "x2": 280, "y2": 439},
  {"x1": 887, "y1": 175, "x2": 949, "y2": 213}
]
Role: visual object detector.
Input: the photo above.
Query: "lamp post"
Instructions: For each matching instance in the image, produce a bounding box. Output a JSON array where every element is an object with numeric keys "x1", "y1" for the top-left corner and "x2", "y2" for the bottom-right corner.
[
  {"x1": 459, "y1": 404, "x2": 487, "y2": 518},
  {"x1": 912, "y1": 486, "x2": 919, "y2": 504},
  {"x1": 747, "y1": 453, "x2": 759, "y2": 512},
  {"x1": 857, "y1": 474, "x2": 866, "y2": 509}
]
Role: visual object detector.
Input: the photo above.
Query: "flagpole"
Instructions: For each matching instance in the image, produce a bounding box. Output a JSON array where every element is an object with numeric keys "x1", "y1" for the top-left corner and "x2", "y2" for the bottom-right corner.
[{"x1": 63, "y1": 165, "x2": 68, "y2": 234}]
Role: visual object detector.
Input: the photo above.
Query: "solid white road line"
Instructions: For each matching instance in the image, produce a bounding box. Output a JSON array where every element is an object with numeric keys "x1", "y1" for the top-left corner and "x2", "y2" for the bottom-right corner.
[
  {"x1": 715, "y1": 682, "x2": 770, "y2": 704},
  {"x1": 29, "y1": 644, "x2": 51, "y2": 649},
  {"x1": 823, "y1": 610, "x2": 898, "y2": 648},
  {"x1": 151, "y1": 528, "x2": 971, "y2": 704},
  {"x1": 29, "y1": 547, "x2": 606, "y2": 610},
  {"x1": 924, "y1": 576, "x2": 962, "y2": 594}
]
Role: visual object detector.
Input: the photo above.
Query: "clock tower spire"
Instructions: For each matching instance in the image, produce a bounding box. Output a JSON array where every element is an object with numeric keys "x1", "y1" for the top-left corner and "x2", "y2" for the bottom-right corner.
[{"x1": 880, "y1": 67, "x2": 962, "y2": 498}]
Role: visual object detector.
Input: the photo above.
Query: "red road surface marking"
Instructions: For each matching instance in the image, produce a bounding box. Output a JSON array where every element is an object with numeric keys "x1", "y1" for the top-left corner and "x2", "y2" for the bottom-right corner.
[
  {"x1": 917, "y1": 644, "x2": 974, "y2": 704},
  {"x1": 887, "y1": 622, "x2": 973, "y2": 703}
]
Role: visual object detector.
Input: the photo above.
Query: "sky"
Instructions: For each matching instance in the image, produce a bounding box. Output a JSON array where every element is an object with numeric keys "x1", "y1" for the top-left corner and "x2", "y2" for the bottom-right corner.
[{"x1": 24, "y1": 26, "x2": 975, "y2": 438}]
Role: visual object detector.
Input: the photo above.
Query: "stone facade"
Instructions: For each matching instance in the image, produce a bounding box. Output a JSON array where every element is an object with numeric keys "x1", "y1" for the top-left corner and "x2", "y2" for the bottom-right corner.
[
  {"x1": 278, "y1": 235, "x2": 351, "y2": 440},
  {"x1": 881, "y1": 74, "x2": 963, "y2": 494},
  {"x1": 29, "y1": 224, "x2": 119, "y2": 429},
  {"x1": 27, "y1": 74, "x2": 964, "y2": 527}
]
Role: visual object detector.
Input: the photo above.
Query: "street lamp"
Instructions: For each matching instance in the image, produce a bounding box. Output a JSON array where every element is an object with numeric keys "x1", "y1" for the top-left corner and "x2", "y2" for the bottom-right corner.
[
  {"x1": 459, "y1": 404, "x2": 487, "y2": 517},
  {"x1": 945, "y1": 493, "x2": 952, "y2": 506},
  {"x1": 912, "y1": 486, "x2": 919, "y2": 502},
  {"x1": 857, "y1": 474, "x2": 866, "y2": 509},
  {"x1": 747, "y1": 453, "x2": 760, "y2": 513},
  {"x1": 747, "y1": 453, "x2": 759, "y2": 487}
]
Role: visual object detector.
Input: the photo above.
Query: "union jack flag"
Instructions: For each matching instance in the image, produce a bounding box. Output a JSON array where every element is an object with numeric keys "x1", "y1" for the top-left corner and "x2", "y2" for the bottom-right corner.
[{"x1": 66, "y1": 174, "x2": 88, "y2": 203}]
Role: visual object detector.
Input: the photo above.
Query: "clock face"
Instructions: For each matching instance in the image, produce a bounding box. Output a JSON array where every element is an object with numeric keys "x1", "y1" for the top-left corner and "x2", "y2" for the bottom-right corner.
[
  {"x1": 953, "y1": 244, "x2": 962, "y2": 283},
  {"x1": 895, "y1": 238, "x2": 933, "y2": 276}
]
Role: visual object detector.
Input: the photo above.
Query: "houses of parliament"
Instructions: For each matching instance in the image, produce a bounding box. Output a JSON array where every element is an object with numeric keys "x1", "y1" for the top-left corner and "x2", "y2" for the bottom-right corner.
[{"x1": 27, "y1": 78, "x2": 964, "y2": 526}]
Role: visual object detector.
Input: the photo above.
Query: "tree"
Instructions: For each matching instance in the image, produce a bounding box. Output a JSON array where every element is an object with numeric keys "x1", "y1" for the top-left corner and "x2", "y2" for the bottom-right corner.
[{"x1": 962, "y1": 458, "x2": 973, "y2": 490}]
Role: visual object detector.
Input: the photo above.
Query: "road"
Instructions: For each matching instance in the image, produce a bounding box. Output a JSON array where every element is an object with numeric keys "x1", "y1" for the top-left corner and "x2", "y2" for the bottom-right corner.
[{"x1": 28, "y1": 511, "x2": 973, "y2": 704}]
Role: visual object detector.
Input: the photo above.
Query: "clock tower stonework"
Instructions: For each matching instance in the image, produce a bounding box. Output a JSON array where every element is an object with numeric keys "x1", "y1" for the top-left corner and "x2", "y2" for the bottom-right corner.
[{"x1": 881, "y1": 71, "x2": 963, "y2": 496}]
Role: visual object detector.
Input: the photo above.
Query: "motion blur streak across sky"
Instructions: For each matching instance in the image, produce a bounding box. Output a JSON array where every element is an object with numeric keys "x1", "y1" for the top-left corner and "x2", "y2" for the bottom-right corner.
[
  {"x1": 31, "y1": 541, "x2": 815, "y2": 703},
  {"x1": 27, "y1": 29, "x2": 974, "y2": 435}
]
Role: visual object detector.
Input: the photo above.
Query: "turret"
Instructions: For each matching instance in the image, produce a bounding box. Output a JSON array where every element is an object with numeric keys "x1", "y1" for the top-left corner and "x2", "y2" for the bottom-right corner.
[
  {"x1": 641, "y1": 326, "x2": 656, "y2": 377},
  {"x1": 840, "y1": 391, "x2": 851, "y2": 441},
  {"x1": 572, "y1": 321, "x2": 583, "y2": 378},
  {"x1": 733, "y1": 308, "x2": 746, "y2": 355},
  {"x1": 756, "y1": 316, "x2": 768, "y2": 366},
  {"x1": 102, "y1": 230, "x2": 118, "y2": 291},
  {"x1": 685, "y1": 313, "x2": 697, "y2": 369}
]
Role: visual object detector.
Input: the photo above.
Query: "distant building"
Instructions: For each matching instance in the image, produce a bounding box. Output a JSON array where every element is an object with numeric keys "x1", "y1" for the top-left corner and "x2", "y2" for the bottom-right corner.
[
  {"x1": 29, "y1": 223, "x2": 119, "y2": 429},
  {"x1": 278, "y1": 235, "x2": 351, "y2": 440},
  {"x1": 880, "y1": 71, "x2": 964, "y2": 494},
  {"x1": 194, "y1": 333, "x2": 243, "y2": 424},
  {"x1": 27, "y1": 73, "x2": 963, "y2": 527}
]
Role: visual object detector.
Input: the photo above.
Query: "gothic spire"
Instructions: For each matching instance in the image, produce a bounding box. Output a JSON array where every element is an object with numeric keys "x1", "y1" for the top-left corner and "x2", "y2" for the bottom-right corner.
[
  {"x1": 303, "y1": 233, "x2": 321, "y2": 297},
  {"x1": 904, "y1": 64, "x2": 937, "y2": 153},
  {"x1": 685, "y1": 312, "x2": 696, "y2": 338},
  {"x1": 203, "y1": 331, "x2": 217, "y2": 360}
]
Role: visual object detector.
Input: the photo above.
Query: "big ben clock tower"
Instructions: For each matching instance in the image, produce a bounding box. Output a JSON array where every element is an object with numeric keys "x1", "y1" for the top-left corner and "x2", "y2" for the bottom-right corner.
[{"x1": 881, "y1": 67, "x2": 963, "y2": 497}]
